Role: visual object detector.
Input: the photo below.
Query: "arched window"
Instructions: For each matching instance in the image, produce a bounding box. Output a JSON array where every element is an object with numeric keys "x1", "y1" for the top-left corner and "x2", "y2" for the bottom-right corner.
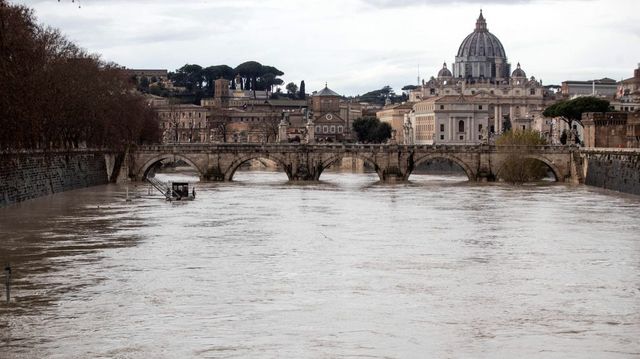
[{"x1": 458, "y1": 120, "x2": 465, "y2": 133}]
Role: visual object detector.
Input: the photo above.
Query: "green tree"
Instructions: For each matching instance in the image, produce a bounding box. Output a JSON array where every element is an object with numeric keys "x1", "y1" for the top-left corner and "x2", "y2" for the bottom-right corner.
[
  {"x1": 358, "y1": 86, "x2": 398, "y2": 106},
  {"x1": 138, "y1": 76, "x2": 150, "y2": 91},
  {"x1": 299, "y1": 80, "x2": 306, "y2": 99},
  {"x1": 495, "y1": 129, "x2": 549, "y2": 184},
  {"x1": 543, "y1": 96, "x2": 610, "y2": 128},
  {"x1": 174, "y1": 64, "x2": 203, "y2": 91},
  {"x1": 352, "y1": 117, "x2": 392, "y2": 143},
  {"x1": 285, "y1": 82, "x2": 298, "y2": 98},
  {"x1": 257, "y1": 72, "x2": 283, "y2": 93},
  {"x1": 234, "y1": 61, "x2": 264, "y2": 97}
]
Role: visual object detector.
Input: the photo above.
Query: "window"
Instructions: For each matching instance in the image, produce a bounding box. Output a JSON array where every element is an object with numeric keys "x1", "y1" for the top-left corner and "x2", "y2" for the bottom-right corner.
[
  {"x1": 323, "y1": 126, "x2": 328, "y2": 133},
  {"x1": 459, "y1": 135, "x2": 464, "y2": 140},
  {"x1": 522, "y1": 125, "x2": 526, "y2": 130},
  {"x1": 337, "y1": 126, "x2": 343, "y2": 133},
  {"x1": 471, "y1": 90, "x2": 475, "y2": 95},
  {"x1": 440, "y1": 124, "x2": 445, "y2": 132},
  {"x1": 458, "y1": 120, "x2": 464, "y2": 133},
  {"x1": 316, "y1": 126, "x2": 321, "y2": 133},
  {"x1": 330, "y1": 125, "x2": 335, "y2": 133},
  {"x1": 478, "y1": 124, "x2": 483, "y2": 132},
  {"x1": 440, "y1": 135, "x2": 444, "y2": 140},
  {"x1": 479, "y1": 105, "x2": 483, "y2": 110},
  {"x1": 430, "y1": 89, "x2": 435, "y2": 95},
  {"x1": 440, "y1": 105, "x2": 444, "y2": 110},
  {"x1": 530, "y1": 88, "x2": 535, "y2": 95}
]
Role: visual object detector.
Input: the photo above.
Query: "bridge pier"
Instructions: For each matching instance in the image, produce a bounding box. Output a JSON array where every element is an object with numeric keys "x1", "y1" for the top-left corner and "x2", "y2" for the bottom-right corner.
[{"x1": 476, "y1": 146, "x2": 496, "y2": 182}]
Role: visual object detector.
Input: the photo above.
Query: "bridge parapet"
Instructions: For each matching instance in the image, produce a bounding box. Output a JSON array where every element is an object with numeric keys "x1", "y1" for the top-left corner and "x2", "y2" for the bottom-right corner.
[{"x1": 131, "y1": 144, "x2": 580, "y2": 183}]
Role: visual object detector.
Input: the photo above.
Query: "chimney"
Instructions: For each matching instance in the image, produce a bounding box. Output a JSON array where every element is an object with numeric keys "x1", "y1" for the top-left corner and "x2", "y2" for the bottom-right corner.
[{"x1": 635, "y1": 63, "x2": 640, "y2": 78}]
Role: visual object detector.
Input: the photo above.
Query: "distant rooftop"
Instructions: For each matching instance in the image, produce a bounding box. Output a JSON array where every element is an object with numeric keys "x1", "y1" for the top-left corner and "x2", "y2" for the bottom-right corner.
[{"x1": 315, "y1": 84, "x2": 340, "y2": 97}]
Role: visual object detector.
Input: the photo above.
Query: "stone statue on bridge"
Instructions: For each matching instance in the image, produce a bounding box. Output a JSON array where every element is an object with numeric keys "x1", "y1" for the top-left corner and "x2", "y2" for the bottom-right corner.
[
  {"x1": 278, "y1": 116, "x2": 289, "y2": 143},
  {"x1": 481, "y1": 126, "x2": 489, "y2": 144},
  {"x1": 403, "y1": 114, "x2": 414, "y2": 145},
  {"x1": 304, "y1": 115, "x2": 315, "y2": 144}
]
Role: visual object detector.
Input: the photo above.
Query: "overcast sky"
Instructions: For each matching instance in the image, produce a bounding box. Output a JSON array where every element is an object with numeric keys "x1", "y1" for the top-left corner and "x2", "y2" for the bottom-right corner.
[{"x1": 16, "y1": 0, "x2": 640, "y2": 96}]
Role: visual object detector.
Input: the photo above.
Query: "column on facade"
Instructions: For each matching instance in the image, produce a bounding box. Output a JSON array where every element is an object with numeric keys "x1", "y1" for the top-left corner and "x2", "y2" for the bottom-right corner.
[
  {"x1": 449, "y1": 117, "x2": 454, "y2": 141},
  {"x1": 494, "y1": 106, "x2": 500, "y2": 133},
  {"x1": 497, "y1": 106, "x2": 503, "y2": 133},
  {"x1": 509, "y1": 106, "x2": 515, "y2": 128}
]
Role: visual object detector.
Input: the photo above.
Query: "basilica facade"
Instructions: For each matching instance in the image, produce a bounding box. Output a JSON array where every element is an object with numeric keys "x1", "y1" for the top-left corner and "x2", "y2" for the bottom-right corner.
[{"x1": 400, "y1": 11, "x2": 550, "y2": 145}]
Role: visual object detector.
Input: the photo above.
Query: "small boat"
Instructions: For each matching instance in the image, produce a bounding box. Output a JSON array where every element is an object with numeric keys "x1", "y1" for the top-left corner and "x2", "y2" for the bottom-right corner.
[{"x1": 165, "y1": 181, "x2": 196, "y2": 201}]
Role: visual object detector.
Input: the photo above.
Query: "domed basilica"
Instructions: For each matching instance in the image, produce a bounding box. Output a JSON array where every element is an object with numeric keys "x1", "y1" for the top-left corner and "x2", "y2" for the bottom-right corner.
[{"x1": 398, "y1": 11, "x2": 550, "y2": 145}]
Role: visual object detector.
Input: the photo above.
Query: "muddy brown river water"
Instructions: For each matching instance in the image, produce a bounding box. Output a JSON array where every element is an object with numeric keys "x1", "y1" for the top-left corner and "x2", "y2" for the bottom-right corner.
[{"x1": 1, "y1": 171, "x2": 639, "y2": 358}]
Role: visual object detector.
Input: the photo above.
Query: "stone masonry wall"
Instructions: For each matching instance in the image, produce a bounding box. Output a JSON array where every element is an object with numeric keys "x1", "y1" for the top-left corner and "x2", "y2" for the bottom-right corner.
[
  {"x1": 0, "y1": 150, "x2": 111, "y2": 207},
  {"x1": 582, "y1": 149, "x2": 640, "y2": 196}
]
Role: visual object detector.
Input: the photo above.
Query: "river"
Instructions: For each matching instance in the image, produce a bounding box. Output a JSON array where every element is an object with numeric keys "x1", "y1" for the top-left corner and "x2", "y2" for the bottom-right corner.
[{"x1": 1, "y1": 171, "x2": 639, "y2": 358}]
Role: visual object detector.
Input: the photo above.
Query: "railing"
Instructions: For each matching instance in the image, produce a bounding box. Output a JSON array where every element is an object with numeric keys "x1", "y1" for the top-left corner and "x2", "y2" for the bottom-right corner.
[
  {"x1": 136, "y1": 143, "x2": 577, "y2": 153},
  {"x1": 146, "y1": 175, "x2": 174, "y2": 199},
  {"x1": 579, "y1": 147, "x2": 640, "y2": 154}
]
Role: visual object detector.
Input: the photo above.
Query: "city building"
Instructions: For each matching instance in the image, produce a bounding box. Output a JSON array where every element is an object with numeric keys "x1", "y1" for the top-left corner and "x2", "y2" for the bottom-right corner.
[
  {"x1": 376, "y1": 103, "x2": 414, "y2": 143},
  {"x1": 582, "y1": 111, "x2": 640, "y2": 148},
  {"x1": 154, "y1": 103, "x2": 210, "y2": 143},
  {"x1": 202, "y1": 78, "x2": 307, "y2": 143},
  {"x1": 411, "y1": 95, "x2": 489, "y2": 145},
  {"x1": 403, "y1": 11, "x2": 549, "y2": 144},
  {"x1": 310, "y1": 85, "x2": 350, "y2": 142},
  {"x1": 125, "y1": 69, "x2": 169, "y2": 81},
  {"x1": 561, "y1": 78, "x2": 618, "y2": 98},
  {"x1": 611, "y1": 63, "x2": 640, "y2": 112}
]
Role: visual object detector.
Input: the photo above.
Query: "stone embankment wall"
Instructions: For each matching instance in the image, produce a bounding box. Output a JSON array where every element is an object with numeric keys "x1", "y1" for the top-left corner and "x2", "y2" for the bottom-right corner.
[
  {"x1": 0, "y1": 149, "x2": 118, "y2": 207},
  {"x1": 581, "y1": 149, "x2": 640, "y2": 196}
]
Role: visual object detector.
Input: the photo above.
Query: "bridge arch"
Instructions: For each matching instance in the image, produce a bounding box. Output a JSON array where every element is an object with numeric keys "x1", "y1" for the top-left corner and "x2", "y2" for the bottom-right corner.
[
  {"x1": 138, "y1": 153, "x2": 204, "y2": 180},
  {"x1": 320, "y1": 153, "x2": 383, "y2": 180},
  {"x1": 224, "y1": 153, "x2": 290, "y2": 181},
  {"x1": 411, "y1": 153, "x2": 476, "y2": 181},
  {"x1": 495, "y1": 154, "x2": 563, "y2": 182}
]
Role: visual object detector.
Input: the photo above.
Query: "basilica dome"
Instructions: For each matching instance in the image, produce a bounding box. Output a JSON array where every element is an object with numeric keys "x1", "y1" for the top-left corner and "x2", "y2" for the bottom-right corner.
[
  {"x1": 453, "y1": 11, "x2": 511, "y2": 82},
  {"x1": 437, "y1": 62, "x2": 452, "y2": 78},
  {"x1": 511, "y1": 62, "x2": 526, "y2": 78},
  {"x1": 456, "y1": 11, "x2": 506, "y2": 59}
]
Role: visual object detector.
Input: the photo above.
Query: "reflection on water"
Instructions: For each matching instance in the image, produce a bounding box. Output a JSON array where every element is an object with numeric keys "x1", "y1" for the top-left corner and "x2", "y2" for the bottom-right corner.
[{"x1": 1, "y1": 171, "x2": 640, "y2": 358}]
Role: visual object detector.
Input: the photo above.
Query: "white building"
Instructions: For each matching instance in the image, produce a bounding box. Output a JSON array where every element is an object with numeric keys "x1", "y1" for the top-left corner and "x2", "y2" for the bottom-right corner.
[
  {"x1": 408, "y1": 11, "x2": 549, "y2": 137},
  {"x1": 410, "y1": 95, "x2": 489, "y2": 145}
]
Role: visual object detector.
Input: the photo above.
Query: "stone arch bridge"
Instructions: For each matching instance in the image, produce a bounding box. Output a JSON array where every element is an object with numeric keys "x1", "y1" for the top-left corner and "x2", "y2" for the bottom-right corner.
[{"x1": 130, "y1": 144, "x2": 583, "y2": 183}]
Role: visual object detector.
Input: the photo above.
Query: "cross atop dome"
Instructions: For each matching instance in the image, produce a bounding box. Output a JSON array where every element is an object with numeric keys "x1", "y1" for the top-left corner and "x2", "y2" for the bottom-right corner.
[{"x1": 475, "y1": 9, "x2": 487, "y2": 31}]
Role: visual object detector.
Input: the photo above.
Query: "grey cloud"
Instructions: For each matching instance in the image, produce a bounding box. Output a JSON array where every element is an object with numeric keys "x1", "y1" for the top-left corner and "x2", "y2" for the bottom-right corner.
[{"x1": 361, "y1": 0, "x2": 567, "y2": 8}]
